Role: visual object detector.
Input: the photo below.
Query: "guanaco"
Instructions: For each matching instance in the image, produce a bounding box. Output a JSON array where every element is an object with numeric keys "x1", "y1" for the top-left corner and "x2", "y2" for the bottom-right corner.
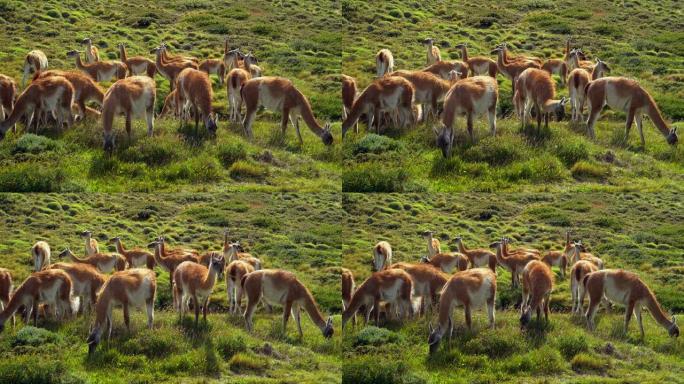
[
  {"x1": 86, "y1": 268, "x2": 156, "y2": 354},
  {"x1": 226, "y1": 68, "x2": 251, "y2": 122},
  {"x1": 454, "y1": 236, "x2": 496, "y2": 271},
  {"x1": 66, "y1": 50, "x2": 126, "y2": 82},
  {"x1": 243, "y1": 269, "x2": 334, "y2": 338},
  {"x1": 569, "y1": 48, "x2": 594, "y2": 71},
  {"x1": 110, "y1": 237, "x2": 155, "y2": 269},
  {"x1": 160, "y1": 43, "x2": 199, "y2": 64},
  {"x1": 390, "y1": 262, "x2": 449, "y2": 316},
  {"x1": 503, "y1": 237, "x2": 541, "y2": 257},
  {"x1": 540, "y1": 231, "x2": 572, "y2": 279},
  {"x1": 241, "y1": 76, "x2": 333, "y2": 145},
  {"x1": 567, "y1": 59, "x2": 610, "y2": 122},
  {"x1": 520, "y1": 260, "x2": 554, "y2": 327},
  {"x1": 34, "y1": 70, "x2": 104, "y2": 119},
  {"x1": 59, "y1": 248, "x2": 127, "y2": 273},
  {"x1": 423, "y1": 230, "x2": 441, "y2": 257},
  {"x1": 498, "y1": 43, "x2": 543, "y2": 65},
  {"x1": 223, "y1": 234, "x2": 261, "y2": 270},
  {"x1": 372, "y1": 241, "x2": 393, "y2": 271},
  {"x1": 199, "y1": 59, "x2": 226, "y2": 87},
  {"x1": 583, "y1": 269, "x2": 679, "y2": 338},
  {"x1": 49, "y1": 262, "x2": 105, "y2": 314},
  {"x1": 491, "y1": 46, "x2": 540, "y2": 97},
  {"x1": 173, "y1": 254, "x2": 225, "y2": 325},
  {"x1": 585, "y1": 77, "x2": 678, "y2": 146},
  {"x1": 341, "y1": 74, "x2": 358, "y2": 133},
  {"x1": 423, "y1": 38, "x2": 441, "y2": 65},
  {"x1": 428, "y1": 268, "x2": 496, "y2": 354},
  {"x1": 514, "y1": 68, "x2": 568, "y2": 132},
  {"x1": 243, "y1": 52, "x2": 262, "y2": 78},
  {"x1": 341, "y1": 268, "x2": 355, "y2": 320},
  {"x1": 81, "y1": 230, "x2": 100, "y2": 256},
  {"x1": 32, "y1": 241, "x2": 51, "y2": 272},
  {"x1": 118, "y1": 43, "x2": 156, "y2": 77},
  {"x1": 0, "y1": 75, "x2": 16, "y2": 132},
  {"x1": 102, "y1": 75, "x2": 156, "y2": 151},
  {"x1": 435, "y1": 75, "x2": 498, "y2": 157},
  {"x1": 148, "y1": 239, "x2": 199, "y2": 293},
  {"x1": 174, "y1": 68, "x2": 218, "y2": 133},
  {"x1": 569, "y1": 240, "x2": 604, "y2": 269},
  {"x1": 420, "y1": 252, "x2": 469, "y2": 273},
  {"x1": 570, "y1": 258, "x2": 598, "y2": 314},
  {"x1": 0, "y1": 269, "x2": 77, "y2": 332},
  {"x1": 341, "y1": 76, "x2": 414, "y2": 138},
  {"x1": 422, "y1": 60, "x2": 469, "y2": 80},
  {"x1": 82, "y1": 38, "x2": 100, "y2": 63},
  {"x1": 490, "y1": 239, "x2": 539, "y2": 288},
  {"x1": 540, "y1": 41, "x2": 571, "y2": 87},
  {"x1": 390, "y1": 70, "x2": 457, "y2": 122},
  {"x1": 226, "y1": 259, "x2": 255, "y2": 314},
  {"x1": 0, "y1": 269, "x2": 14, "y2": 327},
  {"x1": 21, "y1": 50, "x2": 48, "y2": 88},
  {"x1": 375, "y1": 49, "x2": 394, "y2": 77},
  {"x1": 151, "y1": 46, "x2": 198, "y2": 92},
  {"x1": 342, "y1": 268, "x2": 413, "y2": 329},
  {"x1": 223, "y1": 48, "x2": 245, "y2": 72},
  {"x1": 455, "y1": 43, "x2": 497, "y2": 77}
]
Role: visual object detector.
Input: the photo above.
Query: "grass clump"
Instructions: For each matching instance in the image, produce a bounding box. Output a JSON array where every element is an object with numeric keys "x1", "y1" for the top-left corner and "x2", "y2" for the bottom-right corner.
[
  {"x1": 229, "y1": 352, "x2": 269, "y2": 374},
  {"x1": 552, "y1": 136, "x2": 591, "y2": 167},
  {"x1": 216, "y1": 335, "x2": 247, "y2": 360},
  {"x1": 119, "y1": 330, "x2": 181, "y2": 358},
  {"x1": 119, "y1": 138, "x2": 182, "y2": 166},
  {"x1": 11, "y1": 327, "x2": 61, "y2": 347},
  {"x1": 342, "y1": 355, "x2": 426, "y2": 384},
  {"x1": 556, "y1": 333, "x2": 589, "y2": 360},
  {"x1": 343, "y1": 164, "x2": 415, "y2": 192},
  {"x1": 164, "y1": 156, "x2": 223, "y2": 183},
  {"x1": 462, "y1": 136, "x2": 525, "y2": 166},
  {"x1": 216, "y1": 142, "x2": 248, "y2": 167},
  {"x1": 229, "y1": 160, "x2": 268, "y2": 181},
  {"x1": 571, "y1": 352, "x2": 611, "y2": 374},
  {"x1": 11, "y1": 134, "x2": 61, "y2": 154},
  {"x1": 353, "y1": 326, "x2": 403, "y2": 347},
  {"x1": 0, "y1": 163, "x2": 65, "y2": 192},
  {"x1": 504, "y1": 154, "x2": 566, "y2": 183},
  {"x1": 462, "y1": 329, "x2": 526, "y2": 358},
  {"x1": 350, "y1": 134, "x2": 404, "y2": 156},
  {"x1": 0, "y1": 355, "x2": 79, "y2": 384},
  {"x1": 571, "y1": 160, "x2": 611, "y2": 180}
]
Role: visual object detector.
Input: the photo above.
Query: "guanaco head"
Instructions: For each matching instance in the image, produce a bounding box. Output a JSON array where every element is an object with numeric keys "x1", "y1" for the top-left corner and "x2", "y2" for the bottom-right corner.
[
  {"x1": 666, "y1": 127, "x2": 678, "y2": 145},
  {"x1": 209, "y1": 253, "x2": 226, "y2": 279},
  {"x1": 455, "y1": 42, "x2": 467, "y2": 49},
  {"x1": 82, "y1": 38, "x2": 93, "y2": 45},
  {"x1": 422, "y1": 230, "x2": 434, "y2": 238},
  {"x1": 669, "y1": 315, "x2": 679, "y2": 338},
  {"x1": 552, "y1": 97, "x2": 569, "y2": 122},
  {"x1": 205, "y1": 112, "x2": 219, "y2": 134},
  {"x1": 434, "y1": 125, "x2": 454, "y2": 158},
  {"x1": 321, "y1": 122, "x2": 333, "y2": 146},
  {"x1": 422, "y1": 38, "x2": 435, "y2": 46},
  {"x1": 420, "y1": 255, "x2": 431, "y2": 264},
  {"x1": 427, "y1": 322, "x2": 442, "y2": 354},
  {"x1": 519, "y1": 305, "x2": 532, "y2": 328},
  {"x1": 322, "y1": 317, "x2": 334, "y2": 338},
  {"x1": 490, "y1": 46, "x2": 503, "y2": 55},
  {"x1": 147, "y1": 240, "x2": 159, "y2": 250},
  {"x1": 244, "y1": 52, "x2": 258, "y2": 65},
  {"x1": 66, "y1": 50, "x2": 81, "y2": 58},
  {"x1": 58, "y1": 248, "x2": 74, "y2": 259},
  {"x1": 447, "y1": 70, "x2": 462, "y2": 82},
  {"x1": 109, "y1": 236, "x2": 121, "y2": 245},
  {"x1": 80, "y1": 230, "x2": 93, "y2": 238},
  {"x1": 87, "y1": 326, "x2": 102, "y2": 355},
  {"x1": 595, "y1": 58, "x2": 611, "y2": 75}
]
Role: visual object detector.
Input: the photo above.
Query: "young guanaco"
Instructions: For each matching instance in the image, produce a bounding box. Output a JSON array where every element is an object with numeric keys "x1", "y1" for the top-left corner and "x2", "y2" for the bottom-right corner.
[
  {"x1": 67, "y1": 50, "x2": 126, "y2": 82},
  {"x1": 173, "y1": 254, "x2": 225, "y2": 325},
  {"x1": 223, "y1": 229, "x2": 262, "y2": 269},
  {"x1": 242, "y1": 52, "x2": 262, "y2": 78},
  {"x1": 513, "y1": 68, "x2": 568, "y2": 132},
  {"x1": 101, "y1": 76, "x2": 156, "y2": 152},
  {"x1": 199, "y1": 58, "x2": 226, "y2": 87},
  {"x1": 422, "y1": 61, "x2": 469, "y2": 81},
  {"x1": 569, "y1": 240, "x2": 604, "y2": 269},
  {"x1": 519, "y1": 260, "x2": 554, "y2": 327},
  {"x1": 48, "y1": 262, "x2": 106, "y2": 314},
  {"x1": 390, "y1": 262, "x2": 449, "y2": 316},
  {"x1": 118, "y1": 43, "x2": 156, "y2": 77},
  {"x1": 226, "y1": 259, "x2": 255, "y2": 314},
  {"x1": 567, "y1": 58, "x2": 610, "y2": 122},
  {"x1": 110, "y1": 237, "x2": 155, "y2": 269},
  {"x1": 226, "y1": 68, "x2": 251, "y2": 122},
  {"x1": 375, "y1": 49, "x2": 394, "y2": 77},
  {"x1": 454, "y1": 235, "x2": 496, "y2": 271},
  {"x1": 570, "y1": 258, "x2": 598, "y2": 314},
  {"x1": 423, "y1": 230, "x2": 441, "y2": 257},
  {"x1": 372, "y1": 241, "x2": 393, "y2": 271},
  {"x1": 34, "y1": 70, "x2": 105, "y2": 120},
  {"x1": 540, "y1": 231, "x2": 572, "y2": 279},
  {"x1": 59, "y1": 248, "x2": 127, "y2": 273},
  {"x1": 419, "y1": 252, "x2": 469, "y2": 274},
  {"x1": 32, "y1": 240, "x2": 51, "y2": 272}
]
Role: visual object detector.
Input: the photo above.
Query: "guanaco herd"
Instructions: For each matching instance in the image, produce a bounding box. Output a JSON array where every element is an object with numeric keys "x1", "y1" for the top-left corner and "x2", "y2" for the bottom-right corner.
[
  {"x1": 341, "y1": 38, "x2": 679, "y2": 155},
  {"x1": 341, "y1": 231, "x2": 679, "y2": 355},
  {"x1": 0, "y1": 37, "x2": 333, "y2": 149},
  {"x1": 0, "y1": 229, "x2": 333, "y2": 354}
]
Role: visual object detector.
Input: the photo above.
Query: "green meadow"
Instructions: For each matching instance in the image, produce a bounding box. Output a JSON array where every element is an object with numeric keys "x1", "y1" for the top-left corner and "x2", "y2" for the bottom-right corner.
[
  {"x1": 342, "y1": 192, "x2": 684, "y2": 383},
  {"x1": 0, "y1": 0, "x2": 342, "y2": 192},
  {"x1": 0, "y1": 192, "x2": 342, "y2": 383},
  {"x1": 341, "y1": 0, "x2": 684, "y2": 192}
]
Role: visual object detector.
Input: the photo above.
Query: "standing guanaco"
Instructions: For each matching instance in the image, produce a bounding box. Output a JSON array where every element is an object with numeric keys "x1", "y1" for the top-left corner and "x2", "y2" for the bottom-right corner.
[
  {"x1": 110, "y1": 237, "x2": 155, "y2": 269},
  {"x1": 59, "y1": 248, "x2": 127, "y2": 273},
  {"x1": 341, "y1": 74, "x2": 358, "y2": 133},
  {"x1": 423, "y1": 230, "x2": 441, "y2": 257},
  {"x1": 226, "y1": 259, "x2": 255, "y2": 314},
  {"x1": 223, "y1": 232, "x2": 261, "y2": 270},
  {"x1": 490, "y1": 239, "x2": 539, "y2": 288},
  {"x1": 66, "y1": 50, "x2": 126, "y2": 82},
  {"x1": 21, "y1": 50, "x2": 48, "y2": 88},
  {"x1": 372, "y1": 241, "x2": 393, "y2": 271},
  {"x1": 243, "y1": 269, "x2": 334, "y2": 338},
  {"x1": 81, "y1": 230, "x2": 100, "y2": 256},
  {"x1": 226, "y1": 68, "x2": 251, "y2": 122},
  {"x1": 455, "y1": 43, "x2": 497, "y2": 77},
  {"x1": 173, "y1": 254, "x2": 225, "y2": 325},
  {"x1": 540, "y1": 231, "x2": 572, "y2": 279},
  {"x1": 118, "y1": 43, "x2": 156, "y2": 77},
  {"x1": 569, "y1": 240, "x2": 604, "y2": 269},
  {"x1": 101, "y1": 76, "x2": 156, "y2": 151},
  {"x1": 423, "y1": 38, "x2": 441, "y2": 65},
  {"x1": 390, "y1": 70, "x2": 457, "y2": 122},
  {"x1": 0, "y1": 75, "x2": 16, "y2": 132},
  {"x1": 0, "y1": 269, "x2": 14, "y2": 327},
  {"x1": 422, "y1": 60, "x2": 469, "y2": 81},
  {"x1": 148, "y1": 239, "x2": 199, "y2": 293},
  {"x1": 34, "y1": 70, "x2": 105, "y2": 120},
  {"x1": 199, "y1": 59, "x2": 226, "y2": 87},
  {"x1": 390, "y1": 262, "x2": 449, "y2": 316},
  {"x1": 49, "y1": 262, "x2": 106, "y2": 314},
  {"x1": 570, "y1": 258, "x2": 599, "y2": 314},
  {"x1": 519, "y1": 260, "x2": 554, "y2": 327},
  {"x1": 32, "y1": 241, "x2": 51, "y2": 272},
  {"x1": 151, "y1": 46, "x2": 198, "y2": 92},
  {"x1": 243, "y1": 52, "x2": 262, "y2": 78},
  {"x1": 82, "y1": 38, "x2": 100, "y2": 63},
  {"x1": 375, "y1": 49, "x2": 394, "y2": 77},
  {"x1": 514, "y1": 68, "x2": 568, "y2": 132},
  {"x1": 174, "y1": 68, "x2": 218, "y2": 133},
  {"x1": 567, "y1": 58, "x2": 610, "y2": 122},
  {"x1": 341, "y1": 268, "x2": 355, "y2": 320},
  {"x1": 241, "y1": 76, "x2": 333, "y2": 145},
  {"x1": 454, "y1": 235, "x2": 496, "y2": 271},
  {"x1": 420, "y1": 252, "x2": 469, "y2": 274},
  {"x1": 491, "y1": 46, "x2": 540, "y2": 97}
]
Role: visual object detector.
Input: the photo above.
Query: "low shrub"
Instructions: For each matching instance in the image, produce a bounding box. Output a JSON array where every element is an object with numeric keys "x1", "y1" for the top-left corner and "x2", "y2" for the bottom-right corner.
[
  {"x1": 229, "y1": 352, "x2": 269, "y2": 374},
  {"x1": 342, "y1": 355, "x2": 426, "y2": 384},
  {"x1": 504, "y1": 154, "x2": 566, "y2": 183},
  {"x1": 552, "y1": 136, "x2": 591, "y2": 167},
  {"x1": 164, "y1": 156, "x2": 223, "y2": 183},
  {"x1": 571, "y1": 160, "x2": 611, "y2": 180},
  {"x1": 462, "y1": 329, "x2": 525, "y2": 358},
  {"x1": 571, "y1": 352, "x2": 611, "y2": 373},
  {"x1": 342, "y1": 164, "x2": 414, "y2": 192},
  {"x1": 216, "y1": 335, "x2": 247, "y2": 360},
  {"x1": 12, "y1": 327, "x2": 61, "y2": 347},
  {"x1": 0, "y1": 355, "x2": 80, "y2": 384},
  {"x1": 119, "y1": 330, "x2": 181, "y2": 358},
  {"x1": 119, "y1": 138, "x2": 181, "y2": 166},
  {"x1": 463, "y1": 136, "x2": 525, "y2": 166},
  {"x1": 216, "y1": 142, "x2": 248, "y2": 168},
  {"x1": 350, "y1": 134, "x2": 404, "y2": 156},
  {"x1": 353, "y1": 326, "x2": 403, "y2": 347},
  {"x1": 229, "y1": 160, "x2": 268, "y2": 181},
  {"x1": 503, "y1": 346, "x2": 565, "y2": 375},
  {"x1": 11, "y1": 134, "x2": 61, "y2": 154},
  {"x1": 556, "y1": 333, "x2": 589, "y2": 359},
  {"x1": 0, "y1": 163, "x2": 66, "y2": 192}
]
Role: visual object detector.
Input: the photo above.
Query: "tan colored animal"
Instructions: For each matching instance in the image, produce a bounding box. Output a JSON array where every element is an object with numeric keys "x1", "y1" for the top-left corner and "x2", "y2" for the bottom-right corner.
[
  {"x1": 67, "y1": 50, "x2": 126, "y2": 82},
  {"x1": 569, "y1": 48, "x2": 594, "y2": 71},
  {"x1": 0, "y1": 269, "x2": 76, "y2": 331},
  {"x1": 567, "y1": 59, "x2": 610, "y2": 122},
  {"x1": 540, "y1": 41, "x2": 572, "y2": 87},
  {"x1": 151, "y1": 46, "x2": 198, "y2": 92},
  {"x1": 0, "y1": 269, "x2": 14, "y2": 327},
  {"x1": 226, "y1": 68, "x2": 250, "y2": 122},
  {"x1": 341, "y1": 76, "x2": 414, "y2": 138},
  {"x1": 21, "y1": 50, "x2": 48, "y2": 88},
  {"x1": 174, "y1": 68, "x2": 218, "y2": 133},
  {"x1": 160, "y1": 43, "x2": 199, "y2": 64},
  {"x1": 490, "y1": 239, "x2": 540, "y2": 288},
  {"x1": 570, "y1": 258, "x2": 598, "y2": 314},
  {"x1": 427, "y1": 268, "x2": 496, "y2": 354},
  {"x1": 341, "y1": 268, "x2": 355, "y2": 319},
  {"x1": 342, "y1": 268, "x2": 413, "y2": 329},
  {"x1": 541, "y1": 232, "x2": 572, "y2": 279},
  {"x1": 101, "y1": 76, "x2": 156, "y2": 151},
  {"x1": 390, "y1": 262, "x2": 449, "y2": 315},
  {"x1": 435, "y1": 75, "x2": 498, "y2": 157},
  {"x1": 226, "y1": 259, "x2": 255, "y2": 314},
  {"x1": 32, "y1": 241, "x2": 51, "y2": 272},
  {"x1": 110, "y1": 237, "x2": 155, "y2": 269},
  {"x1": 199, "y1": 59, "x2": 226, "y2": 87},
  {"x1": 243, "y1": 52, "x2": 262, "y2": 78},
  {"x1": 118, "y1": 43, "x2": 155, "y2": 77},
  {"x1": 159, "y1": 90, "x2": 178, "y2": 118},
  {"x1": 0, "y1": 76, "x2": 75, "y2": 138},
  {"x1": 243, "y1": 269, "x2": 334, "y2": 338},
  {"x1": 148, "y1": 238, "x2": 199, "y2": 292},
  {"x1": 390, "y1": 70, "x2": 457, "y2": 122},
  {"x1": 0, "y1": 75, "x2": 17, "y2": 131},
  {"x1": 59, "y1": 248, "x2": 127, "y2": 273},
  {"x1": 454, "y1": 236, "x2": 496, "y2": 271},
  {"x1": 35, "y1": 70, "x2": 104, "y2": 119},
  {"x1": 372, "y1": 241, "x2": 392, "y2": 271},
  {"x1": 423, "y1": 38, "x2": 441, "y2": 65},
  {"x1": 82, "y1": 38, "x2": 100, "y2": 63},
  {"x1": 569, "y1": 240, "x2": 604, "y2": 269},
  {"x1": 223, "y1": 230, "x2": 262, "y2": 269},
  {"x1": 48, "y1": 262, "x2": 106, "y2": 314},
  {"x1": 423, "y1": 230, "x2": 441, "y2": 257},
  {"x1": 241, "y1": 76, "x2": 333, "y2": 145},
  {"x1": 341, "y1": 74, "x2": 358, "y2": 133},
  {"x1": 223, "y1": 47, "x2": 245, "y2": 72},
  {"x1": 455, "y1": 43, "x2": 497, "y2": 77},
  {"x1": 422, "y1": 60, "x2": 469, "y2": 81},
  {"x1": 520, "y1": 260, "x2": 554, "y2": 327},
  {"x1": 375, "y1": 49, "x2": 394, "y2": 77},
  {"x1": 86, "y1": 268, "x2": 156, "y2": 354},
  {"x1": 503, "y1": 237, "x2": 541, "y2": 257},
  {"x1": 173, "y1": 254, "x2": 225, "y2": 324},
  {"x1": 498, "y1": 43, "x2": 543, "y2": 65},
  {"x1": 491, "y1": 46, "x2": 540, "y2": 97},
  {"x1": 585, "y1": 77, "x2": 678, "y2": 146},
  {"x1": 81, "y1": 230, "x2": 100, "y2": 256},
  {"x1": 420, "y1": 252, "x2": 469, "y2": 274},
  {"x1": 583, "y1": 269, "x2": 679, "y2": 338},
  {"x1": 514, "y1": 68, "x2": 568, "y2": 131}
]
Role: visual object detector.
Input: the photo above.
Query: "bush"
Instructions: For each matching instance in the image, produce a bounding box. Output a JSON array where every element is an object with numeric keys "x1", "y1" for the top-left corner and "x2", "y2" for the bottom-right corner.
[
  {"x1": 350, "y1": 134, "x2": 404, "y2": 156},
  {"x1": 229, "y1": 160, "x2": 268, "y2": 181},
  {"x1": 353, "y1": 326, "x2": 403, "y2": 347},
  {"x1": 164, "y1": 157, "x2": 223, "y2": 183},
  {"x1": 0, "y1": 355, "x2": 80, "y2": 384},
  {"x1": 504, "y1": 155, "x2": 566, "y2": 183},
  {"x1": 119, "y1": 330, "x2": 181, "y2": 358},
  {"x1": 462, "y1": 329, "x2": 525, "y2": 358},
  {"x1": 342, "y1": 356, "x2": 426, "y2": 384},
  {"x1": 216, "y1": 335, "x2": 247, "y2": 360},
  {"x1": 342, "y1": 164, "x2": 412, "y2": 192},
  {"x1": 11, "y1": 134, "x2": 61, "y2": 154},
  {"x1": 0, "y1": 163, "x2": 65, "y2": 192},
  {"x1": 12, "y1": 327, "x2": 61, "y2": 347},
  {"x1": 503, "y1": 346, "x2": 565, "y2": 375},
  {"x1": 217, "y1": 142, "x2": 248, "y2": 168},
  {"x1": 463, "y1": 136, "x2": 525, "y2": 166},
  {"x1": 119, "y1": 138, "x2": 181, "y2": 166},
  {"x1": 229, "y1": 352, "x2": 269, "y2": 374},
  {"x1": 556, "y1": 333, "x2": 589, "y2": 359},
  {"x1": 89, "y1": 153, "x2": 119, "y2": 177},
  {"x1": 571, "y1": 161, "x2": 611, "y2": 180},
  {"x1": 571, "y1": 352, "x2": 611, "y2": 373},
  {"x1": 552, "y1": 137, "x2": 590, "y2": 167}
]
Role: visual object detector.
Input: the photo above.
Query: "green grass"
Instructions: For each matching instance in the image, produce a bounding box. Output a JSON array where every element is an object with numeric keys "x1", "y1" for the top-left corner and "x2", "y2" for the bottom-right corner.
[
  {"x1": 0, "y1": 0, "x2": 342, "y2": 192},
  {"x1": 342, "y1": 192, "x2": 684, "y2": 383},
  {"x1": 0, "y1": 193, "x2": 342, "y2": 383},
  {"x1": 341, "y1": 0, "x2": 684, "y2": 192}
]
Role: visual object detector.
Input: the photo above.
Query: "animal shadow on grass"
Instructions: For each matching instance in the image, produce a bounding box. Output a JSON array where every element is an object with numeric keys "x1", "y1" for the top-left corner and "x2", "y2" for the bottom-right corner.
[
  {"x1": 519, "y1": 122, "x2": 553, "y2": 144},
  {"x1": 177, "y1": 122, "x2": 214, "y2": 147},
  {"x1": 522, "y1": 317, "x2": 553, "y2": 347},
  {"x1": 178, "y1": 315, "x2": 213, "y2": 345}
]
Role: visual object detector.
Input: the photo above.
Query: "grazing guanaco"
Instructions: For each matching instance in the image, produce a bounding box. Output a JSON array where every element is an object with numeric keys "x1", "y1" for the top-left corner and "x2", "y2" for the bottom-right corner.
[
  {"x1": 226, "y1": 260, "x2": 255, "y2": 314},
  {"x1": 454, "y1": 236, "x2": 496, "y2": 271},
  {"x1": 341, "y1": 268, "x2": 355, "y2": 320},
  {"x1": 423, "y1": 230, "x2": 441, "y2": 257},
  {"x1": 66, "y1": 50, "x2": 126, "y2": 82},
  {"x1": 0, "y1": 75, "x2": 16, "y2": 132},
  {"x1": 21, "y1": 50, "x2": 48, "y2": 88},
  {"x1": 226, "y1": 68, "x2": 250, "y2": 122},
  {"x1": 390, "y1": 70, "x2": 457, "y2": 122},
  {"x1": 81, "y1": 230, "x2": 100, "y2": 256},
  {"x1": 151, "y1": 46, "x2": 198, "y2": 92},
  {"x1": 101, "y1": 75, "x2": 156, "y2": 151},
  {"x1": 0, "y1": 76, "x2": 75, "y2": 138},
  {"x1": 520, "y1": 260, "x2": 554, "y2": 327},
  {"x1": 0, "y1": 269, "x2": 14, "y2": 327},
  {"x1": 427, "y1": 268, "x2": 496, "y2": 354},
  {"x1": 241, "y1": 76, "x2": 333, "y2": 145},
  {"x1": 491, "y1": 46, "x2": 540, "y2": 97},
  {"x1": 372, "y1": 241, "x2": 392, "y2": 271},
  {"x1": 118, "y1": 43, "x2": 155, "y2": 77},
  {"x1": 390, "y1": 262, "x2": 449, "y2": 315},
  {"x1": 585, "y1": 77, "x2": 678, "y2": 146},
  {"x1": 199, "y1": 59, "x2": 226, "y2": 87},
  {"x1": 567, "y1": 59, "x2": 610, "y2": 122},
  {"x1": 243, "y1": 52, "x2": 262, "y2": 78},
  {"x1": 341, "y1": 76, "x2": 414, "y2": 138},
  {"x1": 455, "y1": 43, "x2": 497, "y2": 77},
  {"x1": 422, "y1": 60, "x2": 469, "y2": 81},
  {"x1": 583, "y1": 269, "x2": 679, "y2": 338},
  {"x1": 174, "y1": 68, "x2": 218, "y2": 133},
  {"x1": 35, "y1": 70, "x2": 104, "y2": 119},
  {"x1": 570, "y1": 259, "x2": 598, "y2": 314},
  {"x1": 420, "y1": 252, "x2": 469, "y2": 274},
  {"x1": 435, "y1": 75, "x2": 498, "y2": 157},
  {"x1": 342, "y1": 268, "x2": 413, "y2": 329},
  {"x1": 159, "y1": 90, "x2": 177, "y2": 118},
  {"x1": 82, "y1": 38, "x2": 100, "y2": 63},
  {"x1": 86, "y1": 268, "x2": 156, "y2": 354},
  {"x1": 110, "y1": 237, "x2": 155, "y2": 269},
  {"x1": 59, "y1": 248, "x2": 127, "y2": 273},
  {"x1": 32, "y1": 241, "x2": 51, "y2": 272},
  {"x1": 375, "y1": 49, "x2": 394, "y2": 77},
  {"x1": 49, "y1": 262, "x2": 105, "y2": 314},
  {"x1": 490, "y1": 239, "x2": 539, "y2": 288},
  {"x1": 341, "y1": 74, "x2": 358, "y2": 133},
  {"x1": 569, "y1": 240, "x2": 604, "y2": 269},
  {"x1": 173, "y1": 254, "x2": 225, "y2": 325},
  {"x1": 0, "y1": 269, "x2": 76, "y2": 331},
  {"x1": 423, "y1": 38, "x2": 441, "y2": 65},
  {"x1": 514, "y1": 68, "x2": 568, "y2": 131},
  {"x1": 148, "y1": 239, "x2": 199, "y2": 293},
  {"x1": 243, "y1": 269, "x2": 334, "y2": 338}
]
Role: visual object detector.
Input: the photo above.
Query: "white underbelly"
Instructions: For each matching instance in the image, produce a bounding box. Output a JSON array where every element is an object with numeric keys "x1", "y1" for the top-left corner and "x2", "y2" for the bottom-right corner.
[
  {"x1": 380, "y1": 88, "x2": 403, "y2": 110},
  {"x1": 258, "y1": 86, "x2": 284, "y2": 112},
  {"x1": 261, "y1": 278, "x2": 288, "y2": 305},
  {"x1": 468, "y1": 279, "x2": 491, "y2": 308},
  {"x1": 127, "y1": 279, "x2": 152, "y2": 308},
  {"x1": 379, "y1": 279, "x2": 404, "y2": 302},
  {"x1": 131, "y1": 63, "x2": 147, "y2": 75},
  {"x1": 603, "y1": 278, "x2": 630, "y2": 304}
]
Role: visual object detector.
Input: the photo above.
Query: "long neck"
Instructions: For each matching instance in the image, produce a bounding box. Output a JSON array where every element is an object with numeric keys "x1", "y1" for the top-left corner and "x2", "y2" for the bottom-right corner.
[
  {"x1": 93, "y1": 288, "x2": 113, "y2": 330},
  {"x1": 155, "y1": 51, "x2": 170, "y2": 74},
  {"x1": 342, "y1": 89, "x2": 370, "y2": 134},
  {"x1": 644, "y1": 289, "x2": 674, "y2": 329},
  {"x1": 0, "y1": 283, "x2": 30, "y2": 323},
  {"x1": 496, "y1": 51, "x2": 511, "y2": 73},
  {"x1": 119, "y1": 45, "x2": 127, "y2": 61},
  {"x1": 202, "y1": 266, "x2": 219, "y2": 290},
  {"x1": 427, "y1": 235, "x2": 434, "y2": 254},
  {"x1": 456, "y1": 240, "x2": 467, "y2": 254},
  {"x1": 295, "y1": 90, "x2": 326, "y2": 138},
  {"x1": 591, "y1": 66, "x2": 603, "y2": 80},
  {"x1": 461, "y1": 46, "x2": 468, "y2": 61},
  {"x1": 0, "y1": 86, "x2": 36, "y2": 133},
  {"x1": 436, "y1": 288, "x2": 453, "y2": 335},
  {"x1": 225, "y1": 246, "x2": 237, "y2": 261},
  {"x1": 102, "y1": 94, "x2": 116, "y2": 137},
  {"x1": 343, "y1": 282, "x2": 368, "y2": 324},
  {"x1": 153, "y1": 244, "x2": 166, "y2": 265},
  {"x1": 224, "y1": 40, "x2": 228, "y2": 55},
  {"x1": 644, "y1": 93, "x2": 671, "y2": 138},
  {"x1": 114, "y1": 240, "x2": 126, "y2": 254},
  {"x1": 301, "y1": 288, "x2": 327, "y2": 330},
  {"x1": 68, "y1": 252, "x2": 87, "y2": 263},
  {"x1": 564, "y1": 40, "x2": 570, "y2": 60},
  {"x1": 74, "y1": 54, "x2": 87, "y2": 70}
]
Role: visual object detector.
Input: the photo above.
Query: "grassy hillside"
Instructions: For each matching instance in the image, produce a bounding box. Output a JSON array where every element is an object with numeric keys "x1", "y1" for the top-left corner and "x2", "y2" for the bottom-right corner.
[
  {"x1": 341, "y1": 192, "x2": 684, "y2": 383},
  {"x1": 0, "y1": 192, "x2": 342, "y2": 383},
  {"x1": 341, "y1": 0, "x2": 684, "y2": 192},
  {"x1": 0, "y1": 0, "x2": 342, "y2": 192}
]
